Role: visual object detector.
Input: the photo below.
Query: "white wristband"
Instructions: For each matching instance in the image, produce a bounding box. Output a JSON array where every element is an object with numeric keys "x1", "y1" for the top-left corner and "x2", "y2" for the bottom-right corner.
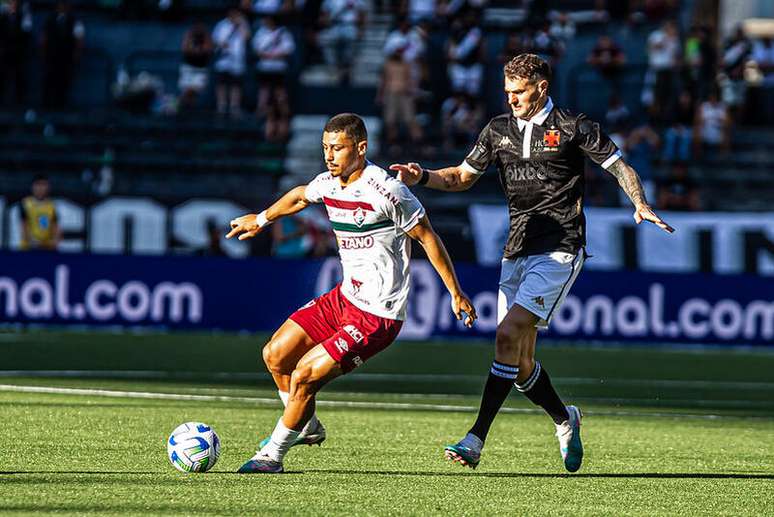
[{"x1": 256, "y1": 210, "x2": 271, "y2": 228}]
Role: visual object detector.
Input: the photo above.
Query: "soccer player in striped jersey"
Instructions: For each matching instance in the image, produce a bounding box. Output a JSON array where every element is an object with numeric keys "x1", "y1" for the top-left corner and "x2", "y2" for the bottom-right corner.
[{"x1": 227, "y1": 112, "x2": 477, "y2": 474}]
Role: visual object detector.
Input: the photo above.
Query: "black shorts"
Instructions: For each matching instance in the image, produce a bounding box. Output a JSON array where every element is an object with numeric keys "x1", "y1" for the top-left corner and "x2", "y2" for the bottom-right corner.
[
  {"x1": 256, "y1": 72, "x2": 286, "y2": 89},
  {"x1": 215, "y1": 71, "x2": 244, "y2": 87}
]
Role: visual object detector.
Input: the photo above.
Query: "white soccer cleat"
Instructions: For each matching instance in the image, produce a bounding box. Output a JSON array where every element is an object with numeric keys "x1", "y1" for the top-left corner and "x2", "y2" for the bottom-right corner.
[{"x1": 555, "y1": 405, "x2": 583, "y2": 472}]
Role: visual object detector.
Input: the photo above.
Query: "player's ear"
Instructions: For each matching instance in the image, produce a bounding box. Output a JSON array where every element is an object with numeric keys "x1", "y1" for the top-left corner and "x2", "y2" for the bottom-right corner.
[
  {"x1": 357, "y1": 140, "x2": 367, "y2": 156},
  {"x1": 538, "y1": 79, "x2": 549, "y2": 96}
]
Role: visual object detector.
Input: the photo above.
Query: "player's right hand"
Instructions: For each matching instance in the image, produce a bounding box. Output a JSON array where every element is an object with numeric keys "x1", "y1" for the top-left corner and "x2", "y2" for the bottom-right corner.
[
  {"x1": 389, "y1": 162, "x2": 423, "y2": 186},
  {"x1": 451, "y1": 291, "x2": 477, "y2": 328},
  {"x1": 226, "y1": 214, "x2": 262, "y2": 241}
]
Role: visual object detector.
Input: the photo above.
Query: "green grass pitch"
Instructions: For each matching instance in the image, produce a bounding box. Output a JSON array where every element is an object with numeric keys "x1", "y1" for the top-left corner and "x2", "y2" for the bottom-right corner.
[{"x1": 1, "y1": 330, "x2": 773, "y2": 515}]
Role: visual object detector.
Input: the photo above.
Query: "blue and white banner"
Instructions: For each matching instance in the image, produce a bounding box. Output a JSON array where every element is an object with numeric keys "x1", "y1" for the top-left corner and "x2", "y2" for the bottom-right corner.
[
  {"x1": 469, "y1": 205, "x2": 774, "y2": 275},
  {"x1": 1, "y1": 252, "x2": 772, "y2": 346}
]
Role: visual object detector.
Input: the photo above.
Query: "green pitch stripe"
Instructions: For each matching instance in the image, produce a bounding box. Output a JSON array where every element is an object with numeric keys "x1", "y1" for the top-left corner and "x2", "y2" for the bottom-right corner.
[{"x1": 331, "y1": 220, "x2": 393, "y2": 233}]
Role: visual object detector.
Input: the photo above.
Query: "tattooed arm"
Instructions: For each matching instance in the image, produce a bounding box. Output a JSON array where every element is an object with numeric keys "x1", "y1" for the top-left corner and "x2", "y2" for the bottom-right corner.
[
  {"x1": 607, "y1": 158, "x2": 648, "y2": 207},
  {"x1": 388, "y1": 162, "x2": 481, "y2": 192},
  {"x1": 607, "y1": 159, "x2": 675, "y2": 233}
]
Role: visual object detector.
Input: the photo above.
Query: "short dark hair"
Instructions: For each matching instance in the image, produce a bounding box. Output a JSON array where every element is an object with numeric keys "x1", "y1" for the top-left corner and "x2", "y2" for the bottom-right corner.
[
  {"x1": 504, "y1": 53, "x2": 552, "y2": 84},
  {"x1": 32, "y1": 174, "x2": 49, "y2": 183},
  {"x1": 323, "y1": 113, "x2": 368, "y2": 143}
]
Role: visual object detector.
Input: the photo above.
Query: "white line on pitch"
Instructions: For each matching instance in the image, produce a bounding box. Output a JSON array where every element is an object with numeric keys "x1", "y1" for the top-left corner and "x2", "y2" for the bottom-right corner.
[
  {"x1": 0, "y1": 384, "x2": 767, "y2": 421},
  {"x1": 0, "y1": 370, "x2": 773, "y2": 391}
]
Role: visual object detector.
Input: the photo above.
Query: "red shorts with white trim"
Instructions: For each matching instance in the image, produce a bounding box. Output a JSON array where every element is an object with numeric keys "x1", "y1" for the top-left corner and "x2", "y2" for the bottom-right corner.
[{"x1": 289, "y1": 284, "x2": 403, "y2": 372}]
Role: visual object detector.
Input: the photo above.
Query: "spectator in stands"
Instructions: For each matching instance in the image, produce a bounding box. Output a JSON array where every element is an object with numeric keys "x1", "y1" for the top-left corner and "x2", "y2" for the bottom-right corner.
[
  {"x1": 401, "y1": 0, "x2": 437, "y2": 25},
  {"x1": 318, "y1": 0, "x2": 366, "y2": 85},
  {"x1": 250, "y1": 0, "x2": 292, "y2": 17},
  {"x1": 619, "y1": 119, "x2": 659, "y2": 206},
  {"x1": 440, "y1": 91, "x2": 482, "y2": 150},
  {"x1": 644, "y1": 20, "x2": 681, "y2": 124},
  {"x1": 683, "y1": 25, "x2": 716, "y2": 102},
  {"x1": 19, "y1": 175, "x2": 61, "y2": 251},
  {"x1": 384, "y1": 17, "x2": 427, "y2": 92},
  {"x1": 212, "y1": 7, "x2": 251, "y2": 118},
  {"x1": 719, "y1": 25, "x2": 752, "y2": 121},
  {"x1": 197, "y1": 219, "x2": 226, "y2": 256},
  {"x1": 605, "y1": 93, "x2": 630, "y2": 132},
  {"x1": 532, "y1": 20, "x2": 563, "y2": 67},
  {"x1": 0, "y1": 0, "x2": 33, "y2": 107},
  {"x1": 694, "y1": 89, "x2": 730, "y2": 160},
  {"x1": 440, "y1": 0, "x2": 488, "y2": 24},
  {"x1": 377, "y1": 48, "x2": 423, "y2": 152},
  {"x1": 548, "y1": 11, "x2": 576, "y2": 44},
  {"x1": 271, "y1": 214, "x2": 312, "y2": 258},
  {"x1": 178, "y1": 23, "x2": 213, "y2": 112},
  {"x1": 446, "y1": 10, "x2": 484, "y2": 96},
  {"x1": 657, "y1": 162, "x2": 700, "y2": 211},
  {"x1": 41, "y1": 0, "x2": 85, "y2": 110},
  {"x1": 587, "y1": 35, "x2": 626, "y2": 92},
  {"x1": 752, "y1": 36, "x2": 774, "y2": 85},
  {"x1": 252, "y1": 15, "x2": 295, "y2": 141},
  {"x1": 499, "y1": 30, "x2": 527, "y2": 65},
  {"x1": 662, "y1": 90, "x2": 694, "y2": 163}
]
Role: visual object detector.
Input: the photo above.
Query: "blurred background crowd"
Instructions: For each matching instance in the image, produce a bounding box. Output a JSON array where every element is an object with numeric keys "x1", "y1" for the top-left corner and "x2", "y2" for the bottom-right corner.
[{"x1": 2, "y1": 0, "x2": 774, "y2": 260}]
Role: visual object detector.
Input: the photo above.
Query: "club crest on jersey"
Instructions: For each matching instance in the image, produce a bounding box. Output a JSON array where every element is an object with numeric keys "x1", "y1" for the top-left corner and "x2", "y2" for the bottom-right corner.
[
  {"x1": 543, "y1": 129, "x2": 561, "y2": 151},
  {"x1": 353, "y1": 207, "x2": 366, "y2": 227},
  {"x1": 351, "y1": 277, "x2": 363, "y2": 295}
]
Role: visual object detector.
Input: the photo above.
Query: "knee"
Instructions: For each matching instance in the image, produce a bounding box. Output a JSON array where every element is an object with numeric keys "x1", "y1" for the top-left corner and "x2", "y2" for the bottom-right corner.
[
  {"x1": 495, "y1": 319, "x2": 531, "y2": 357},
  {"x1": 262, "y1": 339, "x2": 285, "y2": 374}
]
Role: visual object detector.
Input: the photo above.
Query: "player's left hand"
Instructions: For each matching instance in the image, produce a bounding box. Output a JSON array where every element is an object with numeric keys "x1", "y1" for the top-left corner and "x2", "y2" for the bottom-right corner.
[
  {"x1": 226, "y1": 214, "x2": 261, "y2": 240},
  {"x1": 451, "y1": 291, "x2": 477, "y2": 328},
  {"x1": 633, "y1": 204, "x2": 675, "y2": 234}
]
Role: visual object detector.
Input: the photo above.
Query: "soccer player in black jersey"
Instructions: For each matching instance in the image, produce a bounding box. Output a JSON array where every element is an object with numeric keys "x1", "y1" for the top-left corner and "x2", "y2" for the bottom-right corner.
[{"x1": 391, "y1": 53, "x2": 674, "y2": 472}]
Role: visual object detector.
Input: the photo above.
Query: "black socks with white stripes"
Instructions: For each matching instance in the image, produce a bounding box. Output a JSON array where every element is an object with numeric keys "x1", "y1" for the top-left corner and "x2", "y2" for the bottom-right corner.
[
  {"x1": 516, "y1": 361, "x2": 570, "y2": 425},
  {"x1": 469, "y1": 360, "x2": 519, "y2": 443}
]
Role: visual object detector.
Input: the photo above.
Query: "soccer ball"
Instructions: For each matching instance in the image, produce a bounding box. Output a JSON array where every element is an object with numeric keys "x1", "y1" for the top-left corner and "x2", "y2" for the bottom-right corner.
[{"x1": 167, "y1": 422, "x2": 221, "y2": 473}]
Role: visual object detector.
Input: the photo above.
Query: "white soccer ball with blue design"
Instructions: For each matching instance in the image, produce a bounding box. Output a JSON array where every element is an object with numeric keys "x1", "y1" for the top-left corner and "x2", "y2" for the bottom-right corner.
[{"x1": 167, "y1": 422, "x2": 221, "y2": 473}]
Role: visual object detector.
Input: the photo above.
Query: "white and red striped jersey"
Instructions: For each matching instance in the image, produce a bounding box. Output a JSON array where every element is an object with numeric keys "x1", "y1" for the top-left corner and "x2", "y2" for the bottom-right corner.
[{"x1": 304, "y1": 163, "x2": 425, "y2": 320}]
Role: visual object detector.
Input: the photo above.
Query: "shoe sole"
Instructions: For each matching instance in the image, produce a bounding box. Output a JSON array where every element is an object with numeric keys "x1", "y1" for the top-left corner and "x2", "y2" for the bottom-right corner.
[
  {"x1": 564, "y1": 407, "x2": 583, "y2": 473},
  {"x1": 258, "y1": 434, "x2": 326, "y2": 449},
  {"x1": 444, "y1": 446, "x2": 479, "y2": 469}
]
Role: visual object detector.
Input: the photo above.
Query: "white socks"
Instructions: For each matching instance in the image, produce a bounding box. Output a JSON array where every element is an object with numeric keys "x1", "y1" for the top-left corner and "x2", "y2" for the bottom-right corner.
[
  {"x1": 278, "y1": 390, "x2": 319, "y2": 436},
  {"x1": 460, "y1": 432, "x2": 484, "y2": 452},
  {"x1": 260, "y1": 418, "x2": 300, "y2": 462}
]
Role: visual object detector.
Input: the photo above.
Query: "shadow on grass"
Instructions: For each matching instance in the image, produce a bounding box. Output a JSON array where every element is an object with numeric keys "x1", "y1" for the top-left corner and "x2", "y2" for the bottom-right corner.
[{"x1": 2, "y1": 470, "x2": 773, "y2": 480}]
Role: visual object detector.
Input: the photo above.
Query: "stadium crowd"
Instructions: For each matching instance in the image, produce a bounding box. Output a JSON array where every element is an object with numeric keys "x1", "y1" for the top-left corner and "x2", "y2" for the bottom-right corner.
[{"x1": 2, "y1": 0, "x2": 774, "y2": 256}]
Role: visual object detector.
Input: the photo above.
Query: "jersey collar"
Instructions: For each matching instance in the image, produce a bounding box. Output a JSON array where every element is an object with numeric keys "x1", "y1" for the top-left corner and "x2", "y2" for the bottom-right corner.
[{"x1": 516, "y1": 97, "x2": 554, "y2": 131}]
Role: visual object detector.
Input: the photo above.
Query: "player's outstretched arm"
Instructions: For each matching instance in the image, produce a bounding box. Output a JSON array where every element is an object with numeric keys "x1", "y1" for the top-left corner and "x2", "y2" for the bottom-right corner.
[
  {"x1": 226, "y1": 185, "x2": 310, "y2": 241},
  {"x1": 389, "y1": 162, "x2": 480, "y2": 192},
  {"x1": 607, "y1": 159, "x2": 675, "y2": 234},
  {"x1": 407, "y1": 216, "x2": 477, "y2": 327}
]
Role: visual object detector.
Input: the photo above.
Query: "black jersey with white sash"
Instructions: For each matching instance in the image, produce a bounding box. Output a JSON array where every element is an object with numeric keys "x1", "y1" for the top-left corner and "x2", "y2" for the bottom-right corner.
[{"x1": 462, "y1": 98, "x2": 622, "y2": 258}]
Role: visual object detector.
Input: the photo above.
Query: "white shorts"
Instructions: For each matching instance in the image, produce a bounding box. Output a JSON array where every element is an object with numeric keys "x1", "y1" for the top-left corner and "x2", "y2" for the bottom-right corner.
[{"x1": 498, "y1": 250, "x2": 585, "y2": 329}]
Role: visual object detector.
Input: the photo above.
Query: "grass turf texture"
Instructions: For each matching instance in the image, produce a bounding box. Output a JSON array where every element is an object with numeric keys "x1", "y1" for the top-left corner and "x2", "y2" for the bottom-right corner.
[
  {"x1": 1, "y1": 388, "x2": 773, "y2": 516},
  {"x1": 1, "y1": 330, "x2": 774, "y2": 515}
]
